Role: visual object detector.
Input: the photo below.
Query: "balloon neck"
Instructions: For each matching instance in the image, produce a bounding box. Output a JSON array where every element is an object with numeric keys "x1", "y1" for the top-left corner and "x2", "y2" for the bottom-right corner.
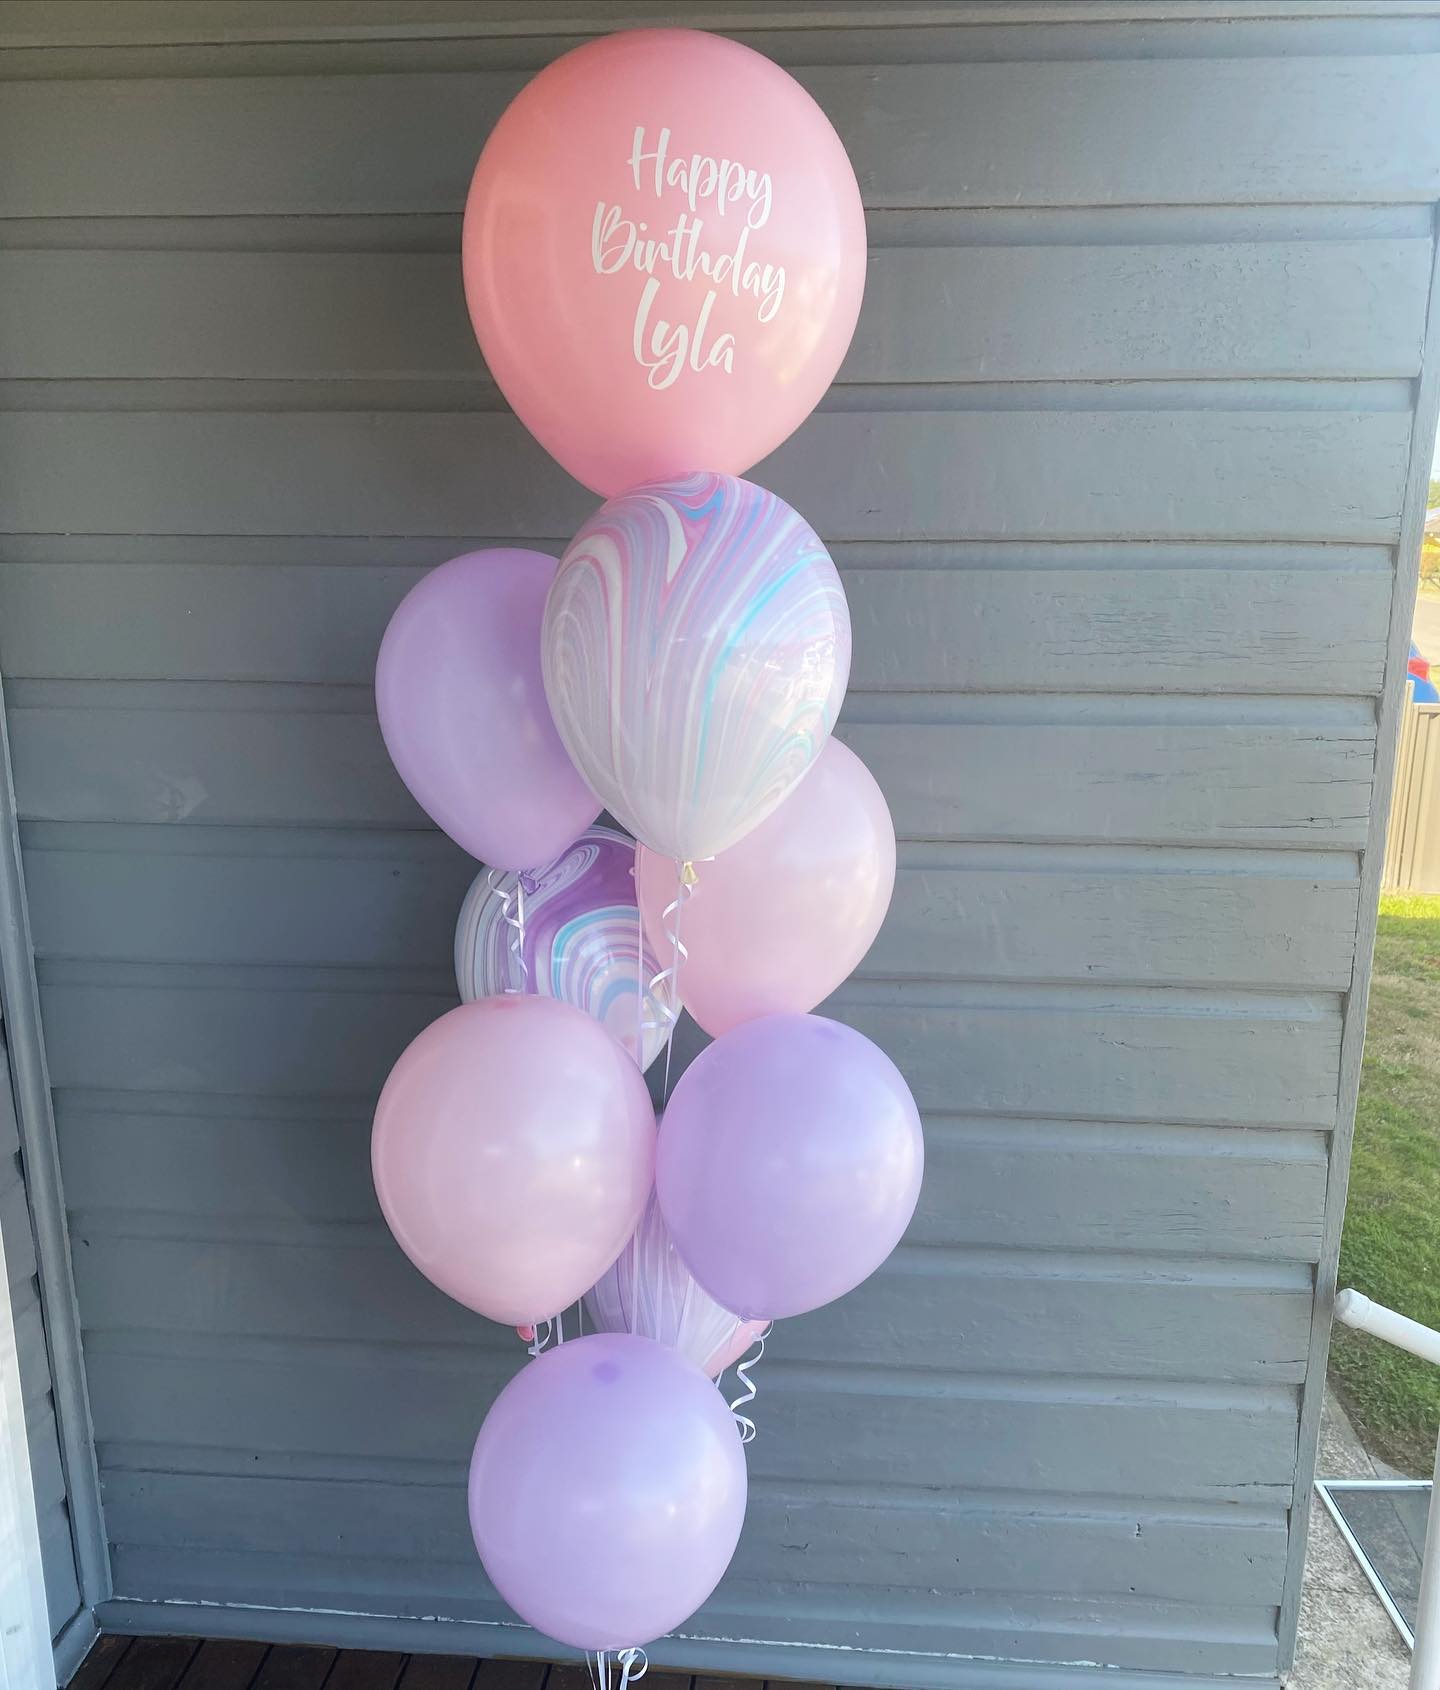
[{"x1": 680, "y1": 858, "x2": 699, "y2": 889}]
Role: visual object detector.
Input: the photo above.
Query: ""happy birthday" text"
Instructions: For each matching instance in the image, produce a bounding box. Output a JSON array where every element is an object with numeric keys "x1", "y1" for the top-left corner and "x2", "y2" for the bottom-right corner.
[{"x1": 590, "y1": 126, "x2": 787, "y2": 390}]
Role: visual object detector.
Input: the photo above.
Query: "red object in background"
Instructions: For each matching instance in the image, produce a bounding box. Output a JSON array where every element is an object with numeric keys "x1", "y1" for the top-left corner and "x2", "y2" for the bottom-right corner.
[{"x1": 1411, "y1": 649, "x2": 1431, "y2": 683}]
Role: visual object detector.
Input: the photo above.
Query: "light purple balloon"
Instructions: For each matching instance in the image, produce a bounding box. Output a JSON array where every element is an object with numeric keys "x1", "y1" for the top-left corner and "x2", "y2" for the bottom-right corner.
[
  {"x1": 657, "y1": 1014, "x2": 924, "y2": 1320},
  {"x1": 376, "y1": 549, "x2": 600, "y2": 873},
  {"x1": 468, "y1": 1332, "x2": 747, "y2": 1650}
]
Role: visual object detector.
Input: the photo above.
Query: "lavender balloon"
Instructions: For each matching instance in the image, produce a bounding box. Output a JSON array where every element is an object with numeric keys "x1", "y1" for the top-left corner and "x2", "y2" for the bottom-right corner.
[
  {"x1": 658, "y1": 1014, "x2": 924, "y2": 1320},
  {"x1": 584, "y1": 1192, "x2": 768, "y2": 1377},
  {"x1": 469, "y1": 1333, "x2": 747, "y2": 1649},
  {"x1": 454, "y1": 825, "x2": 674, "y2": 1069},
  {"x1": 542, "y1": 474, "x2": 851, "y2": 862},
  {"x1": 377, "y1": 549, "x2": 600, "y2": 872}
]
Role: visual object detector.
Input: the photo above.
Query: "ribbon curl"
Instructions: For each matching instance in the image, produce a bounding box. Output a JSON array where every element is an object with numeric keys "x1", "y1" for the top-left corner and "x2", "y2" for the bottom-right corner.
[
  {"x1": 587, "y1": 1649, "x2": 647, "y2": 1690},
  {"x1": 727, "y1": 1321, "x2": 773, "y2": 1445},
  {"x1": 487, "y1": 869, "x2": 531, "y2": 994},
  {"x1": 645, "y1": 859, "x2": 698, "y2": 1101}
]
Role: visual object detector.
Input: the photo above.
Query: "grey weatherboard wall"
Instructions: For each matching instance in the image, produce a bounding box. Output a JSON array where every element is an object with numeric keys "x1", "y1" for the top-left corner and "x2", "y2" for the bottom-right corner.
[{"x1": 1, "y1": 1, "x2": 1439, "y2": 1686}]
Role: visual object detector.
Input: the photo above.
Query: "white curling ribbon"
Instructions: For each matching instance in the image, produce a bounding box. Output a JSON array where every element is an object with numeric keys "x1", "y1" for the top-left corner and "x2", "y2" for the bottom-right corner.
[
  {"x1": 647, "y1": 859, "x2": 699, "y2": 1101},
  {"x1": 728, "y1": 1322, "x2": 772, "y2": 1445},
  {"x1": 643, "y1": 863, "x2": 693, "y2": 1037},
  {"x1": 618, "y1": 1649, "x2": 647, "y2": 1690},
  {"x1": 486, "y1": 869, "x2": 529, "y2": 994},
  {"x1": 588, "y1": 1649, "x2": 647, "y2": 1690}
]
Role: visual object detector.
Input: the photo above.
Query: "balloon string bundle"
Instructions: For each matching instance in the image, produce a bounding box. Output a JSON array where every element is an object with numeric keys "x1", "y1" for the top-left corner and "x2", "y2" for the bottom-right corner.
[
  {"x1": 649, "y1": 858, "x2": 697, "y2": 1100},
  {"x1": 486, "y1": 869, "x2": 529, "y2": 993},
  {"x1": 586, "y1": 1648, "x2": 647, "y2": 1690},
  {"x1": 727, "y1": 1322, "x2": 771, "y2": 1445}
]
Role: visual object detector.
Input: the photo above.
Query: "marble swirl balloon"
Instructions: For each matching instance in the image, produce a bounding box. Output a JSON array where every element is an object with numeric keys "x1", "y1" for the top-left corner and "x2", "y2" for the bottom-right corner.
[
  {"x1": 584, "y1": 1192, "x2": 768, "y2": 1380},
  {"x1": 541, "y1": 472, "x2": 851, "y2": 862},
  {"x1": 454, "y1": 825, "x2": 674, "y2": 1070}
]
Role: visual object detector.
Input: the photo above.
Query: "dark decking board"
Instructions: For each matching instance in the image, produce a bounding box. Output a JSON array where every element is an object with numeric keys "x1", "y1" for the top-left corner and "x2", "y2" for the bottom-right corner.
[{"x1": 66, "y1": 1641, "x2": 831, "y2": 1690}]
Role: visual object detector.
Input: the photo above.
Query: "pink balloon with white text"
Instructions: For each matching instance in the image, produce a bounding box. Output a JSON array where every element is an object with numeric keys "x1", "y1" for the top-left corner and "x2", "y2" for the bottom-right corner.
[{"x1": 462, "y1": 28, "x2": 866, "y2": 496}]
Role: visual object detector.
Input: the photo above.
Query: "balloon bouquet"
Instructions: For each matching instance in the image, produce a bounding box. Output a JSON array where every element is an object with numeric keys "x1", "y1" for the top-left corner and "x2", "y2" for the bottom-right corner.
[{"x1": 370, "y1": 26, "x2": 924, "y2": 1680}]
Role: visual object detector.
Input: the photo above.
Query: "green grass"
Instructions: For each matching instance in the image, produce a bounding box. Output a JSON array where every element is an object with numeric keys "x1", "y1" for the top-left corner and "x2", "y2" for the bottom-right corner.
[{"x1": 1330, "y1": 892, "x2": 1440, "y2": 1472}]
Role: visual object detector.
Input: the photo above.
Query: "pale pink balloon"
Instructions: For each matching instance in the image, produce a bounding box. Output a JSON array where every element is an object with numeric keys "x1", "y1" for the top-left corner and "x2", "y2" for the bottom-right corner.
[
  {"x1": 638, "y1": 741, "x2": 895, "y2": 1037},
  {"x1": 463, "y1": 28, "x2": 867, "y2": 496},
  {"x1": 371, "y1": 998, "x2": 655, "y2": 1327}
]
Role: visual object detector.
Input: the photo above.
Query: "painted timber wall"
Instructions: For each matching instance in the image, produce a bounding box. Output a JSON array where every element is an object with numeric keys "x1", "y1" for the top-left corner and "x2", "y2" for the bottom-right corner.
[
  {"x1": 2, "y1": 1028, "x2": 83, "y2": 1648},
  {"x1": 1, "y1": 2, "x2": 1438, "y2": 1684}
]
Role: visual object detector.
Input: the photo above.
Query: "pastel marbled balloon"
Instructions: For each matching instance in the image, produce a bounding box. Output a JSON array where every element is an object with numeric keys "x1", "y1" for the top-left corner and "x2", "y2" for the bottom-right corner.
[
  {"x1": 453, "y1": 825, "x2": 674, "y2": 1070},
  {"x1": 584, "y1": 1193, "x2": 768, "y2": 1381},
  {"x1": 541, "y1": 472, "x2": 851, "y2": 861}
]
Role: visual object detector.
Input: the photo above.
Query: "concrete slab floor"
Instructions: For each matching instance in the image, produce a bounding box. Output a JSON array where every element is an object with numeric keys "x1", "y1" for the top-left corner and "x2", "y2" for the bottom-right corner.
[{"x1": 1286, "y1": 1392, "x2": 1413, "y2": 1689}]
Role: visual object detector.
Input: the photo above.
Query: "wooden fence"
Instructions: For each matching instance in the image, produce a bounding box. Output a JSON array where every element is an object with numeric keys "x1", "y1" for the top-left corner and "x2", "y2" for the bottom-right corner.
[{"x1": 1383, "y1": 684, "x2": 1440, "y2": 892}]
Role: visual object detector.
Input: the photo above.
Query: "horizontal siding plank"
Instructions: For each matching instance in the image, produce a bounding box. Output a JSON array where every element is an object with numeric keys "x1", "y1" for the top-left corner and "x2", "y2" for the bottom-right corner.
[
  {"x1": 823, "y1": 987, "x2": 1340, "y2": 1127},
  {"x1": 37, "y1": 966, "x2": 1341, "y2": 1127},
  {"x1": 54, "y1": 1101, "x2": 1329, "y2": 1261},
  {"x1": 99, "y1": 1467, "x2": 1289, "y2": 1606},
  {"x1": 2, "y1": 56, "x2": 1437, "y2": 217},
  {"x1": 66, "y1": 1232, "x2": 1314, "y2": 1383},
  {"x1": 5, "y1": 686, "x2": 1378, "y2": 848},
  {"x1": 100, "y1": 1539, "x2": 1282, "y2": 1679},
  {"x1": 869, "y1": 851, "x2": 1362, "y2": 989},
  {"x1": 21, "y1": 826, "x2": 1362, "y2": 990},
  {"x1": 913, "y1": 1121, "x2": 1329, "y2": 1259},
  {"x1": 684, "y1": 1583, "x2": 1281, "y2": 1682},
  {"x1": 84, "y1": 1343, "x2": 1300, "y2": 1501},
  {"x1": 0, "y1": 4, "x2": 1431, "y2": 50},
  {"x1": 0, "y1": 552, "x2": 1396, "y2": 696},
  {"x1": 0, "y1": 237, "x2": 1429, "y2": 381},
  {"x1": 0, "y1": 407, "x2": 1411, "y2": 542},
  {"x1": 837, "y1": 710, "x2": 1376, "y2": 849},
  {"x1": 846, "y1": 560, "x2": 1394, "y2": 696}
]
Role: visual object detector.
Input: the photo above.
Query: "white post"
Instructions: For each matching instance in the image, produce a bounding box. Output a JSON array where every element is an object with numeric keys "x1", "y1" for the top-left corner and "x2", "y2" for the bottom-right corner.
[
  {"x1": 1334, "y1": 1289, "x2": 1440, "y2": 1690},
  {"x1": 0, "y1": 1208, "x2": 53, "y2": 1690}
]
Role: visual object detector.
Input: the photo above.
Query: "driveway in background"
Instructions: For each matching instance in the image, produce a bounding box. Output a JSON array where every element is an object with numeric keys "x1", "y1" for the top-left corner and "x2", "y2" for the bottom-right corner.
[{"x1": 1412, "y1": 589, "x2": 1440, "y2": 656}]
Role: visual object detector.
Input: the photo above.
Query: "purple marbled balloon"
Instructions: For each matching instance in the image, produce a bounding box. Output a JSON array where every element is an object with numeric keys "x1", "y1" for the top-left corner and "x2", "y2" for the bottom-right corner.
[
  {"x1": 454, "y1": 825, "x2": 674, "y2": 1069},
  {"x1": 541, "y1": 472, "x2": 851, "y2": 861}
]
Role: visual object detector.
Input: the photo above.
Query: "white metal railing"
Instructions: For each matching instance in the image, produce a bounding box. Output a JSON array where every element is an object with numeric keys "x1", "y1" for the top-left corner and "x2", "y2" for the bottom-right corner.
[{"x1": 1329, "y1": 1289, "x2": 1440, "y2": 1690}]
